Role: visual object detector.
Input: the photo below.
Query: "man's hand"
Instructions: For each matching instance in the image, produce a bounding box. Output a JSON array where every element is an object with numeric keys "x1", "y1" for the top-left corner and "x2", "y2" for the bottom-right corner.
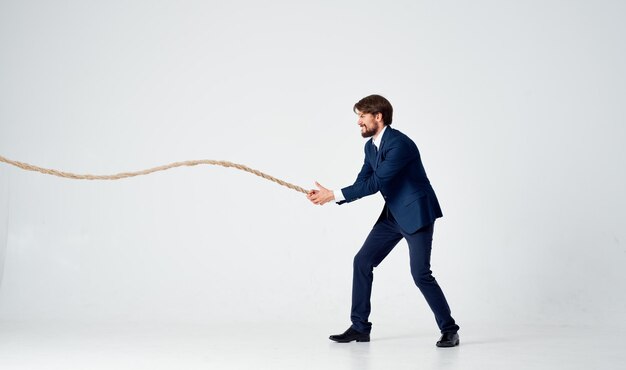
[{"x1": 306, "y1": 181, "x2": 335, "y2": 205}]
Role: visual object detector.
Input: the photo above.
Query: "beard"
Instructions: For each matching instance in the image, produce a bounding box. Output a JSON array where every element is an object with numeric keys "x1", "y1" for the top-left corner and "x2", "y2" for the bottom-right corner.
[{"x1": 360, "y1": 125, "x2": 377, "y2": 138}]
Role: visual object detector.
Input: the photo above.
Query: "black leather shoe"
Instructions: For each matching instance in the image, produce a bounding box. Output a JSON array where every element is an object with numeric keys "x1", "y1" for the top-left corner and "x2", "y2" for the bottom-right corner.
[
  {"x1": 329, "y1": 327, "x2": 370, "y2": 343},
  {"x1": 436, "y1": 332, "x2": 459, "y2": 347}
]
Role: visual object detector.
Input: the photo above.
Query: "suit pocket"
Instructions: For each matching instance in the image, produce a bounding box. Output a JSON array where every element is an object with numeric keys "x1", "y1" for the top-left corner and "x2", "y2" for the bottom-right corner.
[{"x1": 404, "y1": 191, "x2": 427, "y2": 206}]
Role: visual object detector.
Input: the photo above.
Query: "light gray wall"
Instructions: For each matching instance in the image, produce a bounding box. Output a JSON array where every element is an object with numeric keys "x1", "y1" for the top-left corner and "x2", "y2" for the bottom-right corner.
[
  {"x1": 1, "y1": 0, "x2": 625, "y2": 329},
  {"x1": 0, "y1": 169, "x2": 7, "y2": 286}
]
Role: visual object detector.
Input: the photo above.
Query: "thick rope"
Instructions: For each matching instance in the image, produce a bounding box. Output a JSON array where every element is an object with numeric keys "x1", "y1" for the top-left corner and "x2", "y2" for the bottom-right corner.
[{"x1": 0, "y1": 155, "x2": 308, "y2": 194}]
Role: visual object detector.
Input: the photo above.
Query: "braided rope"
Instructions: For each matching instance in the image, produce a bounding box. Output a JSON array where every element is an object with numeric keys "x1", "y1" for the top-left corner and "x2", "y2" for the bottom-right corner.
[{"x1": 0, "y1": 155, "x2": 308, "y2": 194}]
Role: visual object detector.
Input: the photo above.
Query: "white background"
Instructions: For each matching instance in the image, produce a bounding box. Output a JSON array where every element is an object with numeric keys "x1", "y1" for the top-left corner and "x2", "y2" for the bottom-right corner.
[{"x1": 1, "y1": 0, "x2": 625, "y2": 336}]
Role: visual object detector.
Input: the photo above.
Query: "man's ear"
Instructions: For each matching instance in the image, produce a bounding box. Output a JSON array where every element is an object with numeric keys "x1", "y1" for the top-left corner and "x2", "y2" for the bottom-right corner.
[{"x1": 374, "y1": 112, "x2": 384, "y2": 125}]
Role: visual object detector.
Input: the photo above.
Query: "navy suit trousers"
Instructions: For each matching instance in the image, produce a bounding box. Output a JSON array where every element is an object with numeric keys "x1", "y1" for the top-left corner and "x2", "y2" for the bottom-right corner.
[{"x1": 350, "y1": 208, "x2": 459, "y2": 334}]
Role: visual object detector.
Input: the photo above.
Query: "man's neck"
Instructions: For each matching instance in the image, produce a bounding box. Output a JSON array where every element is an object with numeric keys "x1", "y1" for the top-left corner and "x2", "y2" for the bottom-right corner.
[{"x1": 373, "y1": 125, "x2": 387, "y2": 142}]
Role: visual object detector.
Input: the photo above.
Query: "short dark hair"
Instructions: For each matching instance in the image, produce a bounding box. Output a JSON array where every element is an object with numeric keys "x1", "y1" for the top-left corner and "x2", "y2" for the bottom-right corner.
[{"x1": 353, "y1": 94, "x2": 393, "y2": 126}]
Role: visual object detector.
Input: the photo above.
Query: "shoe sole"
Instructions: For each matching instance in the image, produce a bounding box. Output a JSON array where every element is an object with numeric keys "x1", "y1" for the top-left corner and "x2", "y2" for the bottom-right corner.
[
  {"x1": 436, "y1": 339, "x2": 460, "y2": 348},
  {"x1": 329, "y1": 337, "x2": 370, "y2": 343}
]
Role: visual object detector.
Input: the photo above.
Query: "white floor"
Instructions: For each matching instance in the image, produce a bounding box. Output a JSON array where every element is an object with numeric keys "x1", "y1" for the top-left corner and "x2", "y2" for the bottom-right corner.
[{"x1": 0, "y1": 321, "x2": 622, "y2": 370}]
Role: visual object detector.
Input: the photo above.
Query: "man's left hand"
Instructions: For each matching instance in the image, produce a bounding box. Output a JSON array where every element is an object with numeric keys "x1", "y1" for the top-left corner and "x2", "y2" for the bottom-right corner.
[{"x1": 307, "y1": 181, "x2": 335, "y2": 205}]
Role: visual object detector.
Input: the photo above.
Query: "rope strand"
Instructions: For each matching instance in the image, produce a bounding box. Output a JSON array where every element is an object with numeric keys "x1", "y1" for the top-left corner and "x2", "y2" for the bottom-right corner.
[{"x1": 0, "y1": 155, "x2": 308, "y2": 194}]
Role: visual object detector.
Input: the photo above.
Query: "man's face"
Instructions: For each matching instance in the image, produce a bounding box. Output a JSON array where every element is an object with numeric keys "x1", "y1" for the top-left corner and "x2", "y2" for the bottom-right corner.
[{"x1": 356, "y1": 110, "x2": 383, "y2": 138}]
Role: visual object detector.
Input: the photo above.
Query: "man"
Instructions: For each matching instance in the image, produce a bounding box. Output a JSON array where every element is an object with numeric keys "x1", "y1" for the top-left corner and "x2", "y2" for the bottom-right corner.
[{"x1": 307, "y1": 94, "x2": 460, "y2": 347}]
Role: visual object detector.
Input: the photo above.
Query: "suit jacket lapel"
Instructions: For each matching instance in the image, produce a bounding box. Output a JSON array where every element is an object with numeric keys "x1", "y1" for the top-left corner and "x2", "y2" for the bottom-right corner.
[
  {"x1": 374, "y1": 128, "x2": 389, "y2": 170},
  {"x1": 369, "y1": 140, "x2": 377, "y2": 169}
]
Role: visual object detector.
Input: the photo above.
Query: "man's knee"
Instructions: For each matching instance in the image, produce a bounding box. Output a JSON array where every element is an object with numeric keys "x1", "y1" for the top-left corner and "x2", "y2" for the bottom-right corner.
[
  {"x1": 411, "y1": 268, "x2": 436, "y2": 287},
  {"x1": 353, "y1": 252, "x2": 374, "y2": 272}
]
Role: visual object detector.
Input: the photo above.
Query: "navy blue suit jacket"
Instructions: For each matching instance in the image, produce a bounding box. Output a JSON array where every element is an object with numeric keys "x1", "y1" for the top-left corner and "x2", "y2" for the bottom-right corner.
[{"x1": 338, "y1": 127, "x2": 443, "y2": 234}]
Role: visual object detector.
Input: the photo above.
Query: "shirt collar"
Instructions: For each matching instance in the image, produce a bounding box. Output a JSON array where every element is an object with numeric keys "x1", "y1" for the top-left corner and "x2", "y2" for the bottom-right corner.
[{"x1": 372, "y1": 125, "x2": 387, "y2": 149}]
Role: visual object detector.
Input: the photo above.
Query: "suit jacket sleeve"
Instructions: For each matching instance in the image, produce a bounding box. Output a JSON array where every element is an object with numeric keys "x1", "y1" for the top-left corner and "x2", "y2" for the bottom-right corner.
[
  {"x1": 339, "y1": 137, "x2": 417, "y2": 204},
  {"x1": 336, "y1": 147, "x2": 373, "y2": 205}
]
